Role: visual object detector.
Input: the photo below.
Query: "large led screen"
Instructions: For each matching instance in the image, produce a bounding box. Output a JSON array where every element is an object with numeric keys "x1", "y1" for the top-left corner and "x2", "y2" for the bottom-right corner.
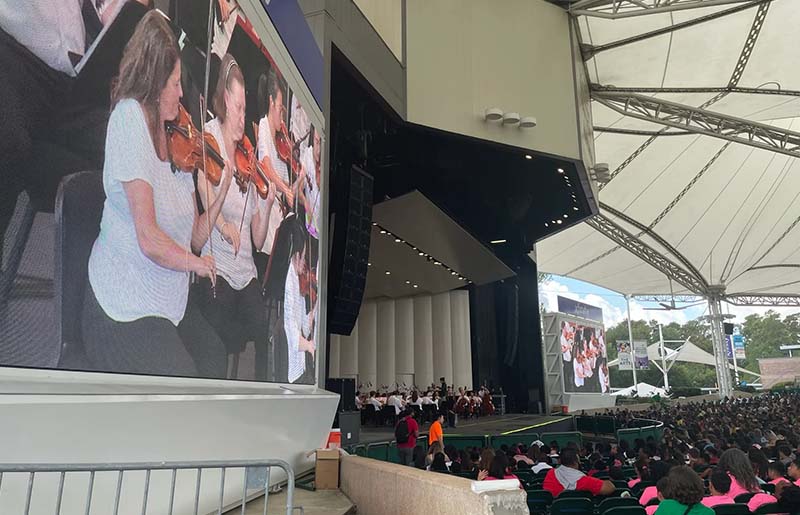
[
  {"x1": 0, "y1": 0, "x2": 321, "y2": 384},
  {"x1": 558, "y1": 319, "x2": 609, "y2": 394}
]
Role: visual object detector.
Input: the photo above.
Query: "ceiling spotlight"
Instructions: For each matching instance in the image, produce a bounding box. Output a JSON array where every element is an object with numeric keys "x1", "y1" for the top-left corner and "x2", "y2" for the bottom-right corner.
[
  {"x1": 563, "y1": 214, "x2": 568, "y2": 218},
  {"x1": 385, "y1": 270, "x2": 391, "y2": 275},
  {"x1": 413, "y1": 284, "x2": 419, "y2": 288},
  {"x1": 573, "y1": 206, "x2": 579, "y2": 211},
  {"x1": 503, "y1": 112, "x2": 520, "y2": 125},
  {"x1": 557, "y1": 168, "x2": 565, "y2": 174},
  {"x1": 434, "y1": 261, "x2": 441, "y2": 266},
  {"x1": 552, "y1": 220, "x2": 556, "y2": 224},
  {"x1": 451, "y1": 271, "x2": 457, "y2": 275},
  {"x1": 484, "y1": 107, "x2": 503, "y2": 122},
  {"x1": 394, "y1": 238, "x2": 401, "y2": 243},
  {"x1": 368, "y1": 262, "x2": 372, "y2": 266},
  {"x1": 519, "y1": 116, "x2": 537, "y2": 129},
  {"x1": 380, "y1": 229, "x2": 387, "y2": 234},
  {"x1": 490, "y1": 239, "x2": 507, "y2": 244},
  {"x1": 556, "y1": 220, "x2": 563, "y2": 225},
  {"x1": 418, "y1": 252, "x2": 425, "y2": 256},
  {"x1": 405, "y1": 280, "x2": 411, "y2": 284},
  {"x1": 545, "y1": 222, "x2": 549, "y2": 227},
  {"x1": 524, "y1": 154, "x2": 532, "y2": 160},
  {"x1": 372, "y1": 222, "x2": 377, "y2": 226}
]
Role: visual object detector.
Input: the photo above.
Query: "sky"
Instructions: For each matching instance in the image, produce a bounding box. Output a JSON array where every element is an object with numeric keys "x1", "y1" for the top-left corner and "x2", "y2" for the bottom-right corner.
[{"x1": 538, "y1": 275, "x2": 800, "y2": 329}]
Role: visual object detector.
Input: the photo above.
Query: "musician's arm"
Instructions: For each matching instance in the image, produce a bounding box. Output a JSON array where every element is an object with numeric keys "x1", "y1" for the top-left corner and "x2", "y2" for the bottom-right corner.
[{"x1": 192, "y1": 167, "x2": 232, "y2": 253}]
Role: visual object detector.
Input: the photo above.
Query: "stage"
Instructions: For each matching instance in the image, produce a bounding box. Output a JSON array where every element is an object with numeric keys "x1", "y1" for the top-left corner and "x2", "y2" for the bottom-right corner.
[{"x1": 359, "y1": 414, "x2": 575, "y2": 444}]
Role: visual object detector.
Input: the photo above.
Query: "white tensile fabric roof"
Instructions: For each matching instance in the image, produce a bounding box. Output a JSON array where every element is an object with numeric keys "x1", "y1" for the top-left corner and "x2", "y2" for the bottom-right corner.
[
  {"x1": 611, "y1": 382, "x2": 669, "y2": 397},
  {"x1": 606, "y1": 340, "x2": 760, "y2": 376},
  {"x1": 537, "y1": 1, "x2": 800, "y2": 296}
]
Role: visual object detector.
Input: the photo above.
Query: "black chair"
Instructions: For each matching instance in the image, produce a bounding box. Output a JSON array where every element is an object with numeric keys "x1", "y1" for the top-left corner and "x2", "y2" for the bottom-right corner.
[
  {"x1": 361, "y1": 404, "x2": 378, "y2": 426},
  {"x1": 557, "y1": 490, "x2": 594, "y2": 500},
  {"x1": 526, "y1": 489, "x2": 553, "y2": 514},
  {"x1": 604, "y1": 507, "x2": 647, "y2": 515},
  {"x1": 550, "y1": 497, "x2": 594, "y2": 515},
  {"x1": 631, "y1": 481, "x2": 655, "y2": 496},
  {"x1": 733, "y1": 493, "x2": 755, "y2": 504},
  {"x1": 753, "y1": 503, "x2": 786, "y2": 515},
  {"x1": 55, "y1": 171, "x2": 105, "y2": 369},
  {"x1": 713, "y1": 504, "x2": 751, "y2": 515},
  {"x1": 613, "y1": 480, "x2": 630, "y2": 490},
  {"x1": 762, "y1": 484, "x2": 776, "y2": 494},
  {"x1": 598, "y1": 497, "x2": 641, "y2": 515}
]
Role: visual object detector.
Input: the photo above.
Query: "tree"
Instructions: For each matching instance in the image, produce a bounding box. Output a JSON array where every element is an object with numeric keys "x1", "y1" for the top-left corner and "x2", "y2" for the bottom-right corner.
[{"x1": 740, "y1": 310, "x2": 798, "y2": 369}]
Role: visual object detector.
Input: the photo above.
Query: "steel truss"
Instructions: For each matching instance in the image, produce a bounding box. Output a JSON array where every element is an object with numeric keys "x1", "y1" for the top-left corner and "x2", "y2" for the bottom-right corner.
[
  {"x1": 725, "y1": 295, "x2": 800, "y2": 306},
  {"x1": 564, "y1": 0, "x2": 762, "y2": 18},
  {"x1": 586, "y1": 214, "x2": 708, "y2": 294},
  {"x1": 634, "y1": 294, "x2": 704, "y2": 303},
  {"x1": 592, "y1": 85, "x2": 800, "y2": 98},
  {"x1": 592, "y1": 91, "x2": 800, "y2": 158},
  {"x1": 581, "y1": 1, "x2": 767, "y2": 56}
]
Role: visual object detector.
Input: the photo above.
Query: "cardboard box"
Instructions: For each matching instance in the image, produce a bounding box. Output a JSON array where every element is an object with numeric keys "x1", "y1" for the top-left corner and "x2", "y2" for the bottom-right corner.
[{"x1": 315, "y1": 448, "x2": 340, "y2": 490}]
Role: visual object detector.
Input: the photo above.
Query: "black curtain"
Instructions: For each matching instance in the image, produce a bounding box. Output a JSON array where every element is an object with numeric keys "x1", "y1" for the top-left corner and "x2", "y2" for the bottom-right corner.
[{"x1": 469, "y1": 255, "x2": 544, "y2": 413}]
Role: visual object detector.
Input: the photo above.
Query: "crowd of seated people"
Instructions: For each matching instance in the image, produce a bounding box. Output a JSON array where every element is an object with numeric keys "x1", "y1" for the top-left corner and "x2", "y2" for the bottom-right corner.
[
  {"x1": 399, "y1": 391, "x2": 800, "y2": 515},
  {"x1": 355, "y1": 382, "x2": 497, "y2": 425}
]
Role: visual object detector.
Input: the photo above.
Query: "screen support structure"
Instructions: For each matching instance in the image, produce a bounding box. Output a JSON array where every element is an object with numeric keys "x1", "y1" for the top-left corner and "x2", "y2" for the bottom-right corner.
[{"x1": 625, "y1": 295, "x2": 638, "y2": 394}]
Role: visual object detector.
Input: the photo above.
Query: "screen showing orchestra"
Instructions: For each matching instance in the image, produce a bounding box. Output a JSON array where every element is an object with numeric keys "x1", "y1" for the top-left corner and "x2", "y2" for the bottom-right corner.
[
  {"x1": 559, "y1": 320, "x2": 610, "y2": 394},
  {"x1": 0, "y1": 1, "x2": 321, "y2": 384}
]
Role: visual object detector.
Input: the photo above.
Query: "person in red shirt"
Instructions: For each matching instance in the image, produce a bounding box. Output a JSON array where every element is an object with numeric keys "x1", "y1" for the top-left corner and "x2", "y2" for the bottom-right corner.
[
  {"x1": 396, "y1": 409, "x2": 419, "y2": 466},
  {"x1": 542, "y1": 448, "x2": 615, "y2": 497}
]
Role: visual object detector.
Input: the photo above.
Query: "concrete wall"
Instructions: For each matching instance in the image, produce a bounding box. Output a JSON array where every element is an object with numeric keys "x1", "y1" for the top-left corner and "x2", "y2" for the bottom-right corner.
[
  {"x1": 353, "y1": 0, "x2": 403, "y2": 62},
  {"x1": 405, "y1": 0, "x2": 580, "y2": 160},
  {"x1": 330, "y1": 290, "x2": 472, "y2": 391},
  {"x1": 340, "y1": 455, "x2": 528, "y2": 515}
]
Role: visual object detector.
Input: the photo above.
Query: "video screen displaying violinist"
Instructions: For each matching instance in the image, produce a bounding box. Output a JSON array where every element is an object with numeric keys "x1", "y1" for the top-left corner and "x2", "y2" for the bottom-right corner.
[
  {"x1": 558, "y1": 319, "x2": 610, "y2": 394},
  {"x1": 0, "y1": 0, "x2": 321, "y2": 384}
]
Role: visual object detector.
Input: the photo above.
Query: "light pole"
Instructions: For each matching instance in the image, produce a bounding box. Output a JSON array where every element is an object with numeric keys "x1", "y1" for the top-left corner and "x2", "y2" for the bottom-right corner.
[{"x1": 626, "y1": 295, "x2": 638, "y2": 393}]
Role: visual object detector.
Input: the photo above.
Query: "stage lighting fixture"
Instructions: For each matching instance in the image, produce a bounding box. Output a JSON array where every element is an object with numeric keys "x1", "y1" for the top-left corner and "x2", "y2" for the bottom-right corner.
[
  {"x1": 557, "y1": 168, "x2": 564, "y2": 174},
  {"x1": 413, "y1": 284, "x2": 419, "y2": 288},
  {"x1": 385, "y1": 271, "x2": 391, "y2": 275},
  {"x1": 484, "y1": 107, "x2": 503, "y2": 121},
  {"x1": 525, "y1": 154, "x2": 532, "y2": 160},
  {"x1": 556, "y1": 220, "x2": 562, "y2": 224},
  {"x1": 503, "y1": 112, "x2": 520, "y2": 125},
  {"x1": 490, "y1": 239, "x2": 507, "y2": 244}
]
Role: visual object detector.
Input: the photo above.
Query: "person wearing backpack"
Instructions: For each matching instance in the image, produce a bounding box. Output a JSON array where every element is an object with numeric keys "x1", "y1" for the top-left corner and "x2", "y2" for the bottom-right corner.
[{"x1": 396, "y1": 408, "x2": 419, "y2": 466}]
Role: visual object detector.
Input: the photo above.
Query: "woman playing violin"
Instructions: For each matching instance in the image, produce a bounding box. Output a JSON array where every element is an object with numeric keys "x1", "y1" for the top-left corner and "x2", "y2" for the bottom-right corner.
[
  {"x1": 196, "y1": 54, "x2": 275, "y2": 380},
  {"x1": 82, "y1": 11, "x2": 229, "y2": 378}
]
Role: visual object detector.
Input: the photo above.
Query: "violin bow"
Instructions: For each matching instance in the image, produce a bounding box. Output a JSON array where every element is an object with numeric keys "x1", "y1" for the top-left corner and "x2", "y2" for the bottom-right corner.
[{"x1": 202, "y1": 0, "x2": 216, "y2": 298}]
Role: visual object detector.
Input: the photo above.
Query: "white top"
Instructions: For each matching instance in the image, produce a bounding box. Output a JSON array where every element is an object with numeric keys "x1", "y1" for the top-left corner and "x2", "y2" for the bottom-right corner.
[
  {"x1": 284, "y1": 261, "x2": 312, "y2": 383},
  {"x1": 560, "y1": 334, "x2": 572, "y2": 362},
  {"x1": 421, "y1": 396, "x2": 435, "y2": 405},
  {"x1": 573, "y1": 359, "x2": 584, "y2": 388},
  {"x1": 88, "y1": 99, "x2": 196, "y2": 325},
  {"x1": 257, "y1": 115, "x2": 290, "y2": 254},
  {"x1": 367, "y1": 397, "x2": 382, "y2": 409},
  {"x1": 532, "y1": 462, "x2": 553, "y2": 473},
  {"x1": 300, "y1": 144, "x2": 320, "y2": 238},
  {"x1": 200, "y1": 118, "x2": 257, "y2": 290},
  {"x1": 387, "y1": 395, "x2": 404, "y2": 415}
]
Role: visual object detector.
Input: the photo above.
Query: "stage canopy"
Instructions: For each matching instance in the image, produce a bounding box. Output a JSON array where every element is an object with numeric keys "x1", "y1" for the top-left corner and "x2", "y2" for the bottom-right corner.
[
  {"x1": 607, "y1": 339, "x2": 760, "y2": 376},
  {"x1": 537, "y1": 0, "x2": 800, "y2": 302},
  {"x1": 611, "y1": 382, "x2": 668, "y2": 397}
]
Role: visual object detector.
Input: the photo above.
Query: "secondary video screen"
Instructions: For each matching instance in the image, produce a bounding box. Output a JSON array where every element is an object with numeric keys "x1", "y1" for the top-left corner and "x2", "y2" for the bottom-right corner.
[
  {"x1": 559, "y1": 319, "x2": 609, "y2": 393},
  {"x1": 0, "y1": 0, "x2": 321, "y2": 384}
]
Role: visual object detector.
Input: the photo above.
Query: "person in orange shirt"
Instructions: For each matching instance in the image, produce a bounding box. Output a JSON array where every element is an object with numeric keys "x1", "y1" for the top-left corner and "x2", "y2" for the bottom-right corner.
[{"x1": 428, "y1": 412, "x2": 445, "y2": 447}]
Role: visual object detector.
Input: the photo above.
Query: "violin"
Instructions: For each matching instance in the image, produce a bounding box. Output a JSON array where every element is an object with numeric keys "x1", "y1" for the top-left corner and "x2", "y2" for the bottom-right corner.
[
  {"x1": 233, "y1": 135, "x2": 271, "y2": 199},
  {"x1": 165, "y1": 104, "x2": 225, "y2": 184},
  {"x1": 274, "y1": 120, "x2": 310, "y2": 180},
  {"x1": 299, "y1": 266, "x2": 317, "y2": 305}
]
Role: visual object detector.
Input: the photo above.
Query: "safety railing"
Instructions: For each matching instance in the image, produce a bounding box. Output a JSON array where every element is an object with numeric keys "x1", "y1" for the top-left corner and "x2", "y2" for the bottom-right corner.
[
  {"x1": 0, "y1": 459, "x2": 300, "y2": 515},
  {"x1": 540, "y1": 431, "x2": 583, "y2": 448},
  {"x1": 616, "y1": 418, "x2": 664, "y2": 447}
]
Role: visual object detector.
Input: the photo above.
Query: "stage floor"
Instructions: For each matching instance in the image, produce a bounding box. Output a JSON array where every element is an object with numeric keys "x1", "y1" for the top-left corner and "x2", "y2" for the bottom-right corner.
[{"x1": 359, "y1": 414, "x2": 573, "y2": 444}]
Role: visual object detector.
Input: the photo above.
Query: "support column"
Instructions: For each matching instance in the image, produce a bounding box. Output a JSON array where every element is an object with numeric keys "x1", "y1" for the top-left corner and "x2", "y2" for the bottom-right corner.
[
  {"x1": 395, "y1": 298, "x2": 414, "y2": 385},
  {"x1": 339, "y1": 321, "x2": 359, "y2": 384},
  {"x1": 708, "y1": 295, "x2": 733, "y2": 398},
  {"x1": 432, "y1": 292, "x2": 454, "y2": 389},
  {"x1": 329, "y1": 334, "x2": 341, "y2": 378},
  {"x1": 450, "y1": 290, "x2": 472, "y2": 390},
  {"x1": 358, "y1": 302, "x2": 378, "y2": 391},
  {"x1": 376, "y1": 300, "x2": 396, "y2": 390},
  {"x1": 413, "y1": 295, "x2": 434, "y2": 389}
]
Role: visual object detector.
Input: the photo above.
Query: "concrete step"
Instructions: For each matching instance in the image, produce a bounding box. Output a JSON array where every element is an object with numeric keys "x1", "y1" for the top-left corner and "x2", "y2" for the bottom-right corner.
[{"x1": 227, "y1": 488, "x2": 355, "y2": 515}]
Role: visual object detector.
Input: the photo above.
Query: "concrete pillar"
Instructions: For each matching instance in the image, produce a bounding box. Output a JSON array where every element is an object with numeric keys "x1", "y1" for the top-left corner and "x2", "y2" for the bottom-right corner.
[
  {"x1": 413, "y1": 295, "x2": 434, "y2": 389},
  {"x1": 450, "y1": 290, "x2": 472, "y2": 390},
  {"x1": 432, "y1": 292, "x2": 453, "y2": 389},
  {"x1": 395, "y1": 297, "x2": 415, "y2": 386},
  {"x1": 376, "y1": 300, "x2": 396, "y2": 390},
  {"x1": 358, "y1": 302, "x2": 377, "y2": 390}
]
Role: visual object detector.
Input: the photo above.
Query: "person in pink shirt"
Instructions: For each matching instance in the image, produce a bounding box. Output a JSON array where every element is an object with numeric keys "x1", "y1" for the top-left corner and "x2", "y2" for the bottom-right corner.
[
  {"x1": 717, "y1": 449, "x2": 777, "y2": 511},
  {"x1": 701, "y1": 470, "x2": 737, "y2": 508},
  {"x1": 640, "y1": 461, "x2": 672, "y2": 507},
  {"x1": 629, "y1": 460, "x2": 649, "y2": 489},
  {"x1": 478, "y1": 454, "x2": 521, "y2": 487},
  {"x1": 767, "y1": 462, "x2": 790, "y2": 486}
]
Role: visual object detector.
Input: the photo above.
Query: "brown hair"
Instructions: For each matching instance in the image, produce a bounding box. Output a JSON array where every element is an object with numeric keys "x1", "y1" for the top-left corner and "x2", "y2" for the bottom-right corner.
[
  {"x1": 478, "y1": 449, "x2": 495, "y2": 472},
  {"x1": 212, "y1": 53, "x2": 245, "y2": 123},
  {"x1": 662, "y1": 466, "x2": 705, "y2": 506},
  {"x1": 112, "y1": 10, "x2": 179, "y2": 152}
]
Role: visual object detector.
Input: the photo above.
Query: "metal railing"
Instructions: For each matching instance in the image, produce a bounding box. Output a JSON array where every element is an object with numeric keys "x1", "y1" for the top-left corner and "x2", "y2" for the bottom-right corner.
[{"x1": 0, "y1": 459, "x2": 301, "y2": 515}]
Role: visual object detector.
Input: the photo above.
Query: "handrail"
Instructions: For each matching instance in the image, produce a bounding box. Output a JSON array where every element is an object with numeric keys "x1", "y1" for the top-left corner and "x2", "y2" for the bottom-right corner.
[{"x1": 0, "y1": 459, "x2": 299, "y2": 515}]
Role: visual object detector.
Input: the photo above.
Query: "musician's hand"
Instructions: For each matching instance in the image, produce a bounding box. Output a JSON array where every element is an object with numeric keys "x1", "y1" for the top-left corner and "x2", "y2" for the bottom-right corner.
[
  {"x1": 221, "y1": 222, "x2": 241, "y2": 255},
  {"x1": 266, "y1": 180, "x2": 276, "y2": 207},
  {"x1": 192, "y1": 255, "x2": 217, "y2": 287},
  {"x1": 477, "y1": 469, "x2": 489, "y2": 481}
]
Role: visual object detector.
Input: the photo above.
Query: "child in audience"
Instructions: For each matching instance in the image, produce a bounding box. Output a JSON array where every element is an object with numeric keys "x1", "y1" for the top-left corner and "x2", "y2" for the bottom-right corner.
[
  {"x1": 654, "y1": 466, "x2": 714, "y2": 515},
  {"x1": 789, "y1": 459, "x2": 800, "y2": 486},
  {"x1": 630, "y1": 459, "x2": 650, "y2": 489},
  {"x1": 701, "y1": 470, "x2": 736, "y2": 508},
  {"x1": 717, "y1": 449, "x2": 777, "y2": 511}
]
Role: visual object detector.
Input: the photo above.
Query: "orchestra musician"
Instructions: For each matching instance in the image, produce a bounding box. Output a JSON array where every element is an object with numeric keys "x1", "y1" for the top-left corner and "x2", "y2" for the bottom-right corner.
[
  {"x1": 195, "y1": 54, "x2": 276, "y2": 380},
  {"x1": 284, "y1": 218, "x2": 317, "y2": 383},
  {"x1": 82, "y1": 11, "x2": 229, "y2": 378}
]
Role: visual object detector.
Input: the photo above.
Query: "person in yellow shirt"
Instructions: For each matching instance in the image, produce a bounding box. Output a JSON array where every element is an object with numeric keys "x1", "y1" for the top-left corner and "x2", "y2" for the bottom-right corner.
[{"x1": 428, "y1": 412, "x2": 445, "y2": 447}]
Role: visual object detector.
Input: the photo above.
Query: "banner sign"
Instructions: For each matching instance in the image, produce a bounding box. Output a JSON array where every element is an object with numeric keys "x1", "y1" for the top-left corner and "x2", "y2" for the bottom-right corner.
[
  {"x1": 633, "y1": 341, "x2": 649, "y2": 370},
  {"x1": 617, "y1": 341, "x2": 633, "y2": 371},
  {"x1": 557, "y1": 296, "x2": 604, "y2": 323}
]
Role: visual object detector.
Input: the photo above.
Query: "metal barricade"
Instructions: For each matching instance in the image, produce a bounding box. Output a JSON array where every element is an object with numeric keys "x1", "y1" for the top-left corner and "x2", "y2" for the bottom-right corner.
[{"x1": 0, "y1": 459, "x2": 301, "y2": 515}]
